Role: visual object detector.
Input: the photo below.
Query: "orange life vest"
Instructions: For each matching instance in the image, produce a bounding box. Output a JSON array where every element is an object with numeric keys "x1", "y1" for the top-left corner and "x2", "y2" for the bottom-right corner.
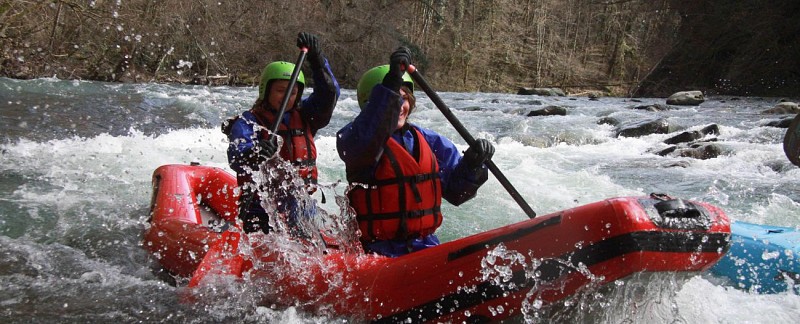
[
  {"x1": 348, "y1": 128, "x2": 443, "y2": 241},
  {"x1": 253, "y1": 109, "x2": 319, "y2": 190}
]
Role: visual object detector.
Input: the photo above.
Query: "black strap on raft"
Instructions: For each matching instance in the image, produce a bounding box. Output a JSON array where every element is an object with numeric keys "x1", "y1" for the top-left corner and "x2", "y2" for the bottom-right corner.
[
  {"x1": 645, "y1": 192, "x2": 710, "y2": 230},
  {"x1": 650, "y1": 192, "x2": 673, "y2": 201},
  {"x1": 650, "y1": 192, "x2": 700, "y2": 218},
  {"x1": 654, "y1": 198, "x2": 701, "y2": 218}
]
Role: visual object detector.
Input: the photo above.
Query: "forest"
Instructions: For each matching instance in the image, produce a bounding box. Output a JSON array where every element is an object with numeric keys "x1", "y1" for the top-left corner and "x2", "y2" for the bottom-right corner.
[{"x1": 1, "y1": 0, "x2": 798, "y2": 97}]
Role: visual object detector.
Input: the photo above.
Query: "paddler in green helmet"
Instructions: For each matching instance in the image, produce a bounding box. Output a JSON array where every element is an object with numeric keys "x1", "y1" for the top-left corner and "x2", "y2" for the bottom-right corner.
[
  {"x1": 223, "y1": 32, "x2": 340, "y2": 235},
  {"x1": 336, "y1": 47, "x2": 494, "y2": 257}
]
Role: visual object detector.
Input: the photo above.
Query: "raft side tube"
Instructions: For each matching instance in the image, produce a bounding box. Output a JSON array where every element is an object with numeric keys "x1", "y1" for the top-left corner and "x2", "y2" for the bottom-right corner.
[{"x1": 144, "y1": 164, "x2": 240, "y2": 277}]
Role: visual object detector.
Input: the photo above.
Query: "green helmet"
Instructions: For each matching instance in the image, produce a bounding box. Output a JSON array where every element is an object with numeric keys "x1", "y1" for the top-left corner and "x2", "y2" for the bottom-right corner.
[
  {"x1": 356, "y1": 65, "x2": 414, "y2": 109},
  {"x1": 258, "y1": 61, "x2": 305, "y2": 101}
]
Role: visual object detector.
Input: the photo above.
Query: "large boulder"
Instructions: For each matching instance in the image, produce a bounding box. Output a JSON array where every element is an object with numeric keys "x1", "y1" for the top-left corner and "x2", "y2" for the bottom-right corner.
[{"x1": 666, "y1": 91, "x2": 705, "y2": 106}]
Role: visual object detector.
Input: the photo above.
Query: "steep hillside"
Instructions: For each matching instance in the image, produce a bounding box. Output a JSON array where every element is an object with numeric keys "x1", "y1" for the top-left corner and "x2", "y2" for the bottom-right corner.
[{"x1": 635, "y1": 0, "x2": 800, "y2": 97}]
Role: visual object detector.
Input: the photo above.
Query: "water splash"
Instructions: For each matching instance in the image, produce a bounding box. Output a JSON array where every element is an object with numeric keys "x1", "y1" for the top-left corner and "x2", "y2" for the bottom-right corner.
[
  {"x1": 531, "y1": 272, "x2": 693, "y2": 323},
  {"x1": 185, "y1": 152, "x2": 363, "y2": 319}
]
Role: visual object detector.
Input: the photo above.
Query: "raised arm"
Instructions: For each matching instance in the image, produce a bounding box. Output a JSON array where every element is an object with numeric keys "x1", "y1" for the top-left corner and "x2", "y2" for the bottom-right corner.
[{"x1": 297, "y1": 32, "x2": 340, "y2": 132}]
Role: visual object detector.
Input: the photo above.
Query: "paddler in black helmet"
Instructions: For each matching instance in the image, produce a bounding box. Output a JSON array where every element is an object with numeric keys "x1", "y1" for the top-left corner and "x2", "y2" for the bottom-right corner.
[
  {"x1": 223, "y1": 32, "x2": 340, "y2": 235},
  {"x1": 336, "y1": 47, "x2": 494, "y2": 257}
]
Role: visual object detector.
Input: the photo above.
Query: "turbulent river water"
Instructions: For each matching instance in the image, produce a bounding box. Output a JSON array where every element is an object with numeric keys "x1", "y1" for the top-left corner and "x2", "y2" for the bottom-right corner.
[{"x1": 1, "y1": 77, "x2": 799, "y2": 323}]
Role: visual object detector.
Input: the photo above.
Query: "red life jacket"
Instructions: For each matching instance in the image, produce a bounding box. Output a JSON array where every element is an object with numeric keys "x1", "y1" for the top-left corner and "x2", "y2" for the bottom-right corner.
[
  {"x1": 348, "y1": 128, "x2": 443, "y2": 241},
  {"x1": 252, "y1": 109, "x2": 318, "y2": 190}
]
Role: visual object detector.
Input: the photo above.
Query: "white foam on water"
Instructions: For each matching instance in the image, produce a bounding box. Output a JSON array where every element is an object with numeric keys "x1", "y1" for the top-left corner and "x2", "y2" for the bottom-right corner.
[
  {"x1": 2, "y1": 78, "x2": 800, "y2": 322},
  {"x1": 676, "y1": 276, "x2": 800, "y2": 322}
]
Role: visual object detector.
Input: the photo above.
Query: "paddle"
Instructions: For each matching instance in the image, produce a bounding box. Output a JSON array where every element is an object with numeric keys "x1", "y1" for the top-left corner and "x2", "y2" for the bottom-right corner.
[
  {"x1": 784, "y1": 113, "x2": 800, "y2": 167},
  {"x1": 406, "y1": 65, "x2": 538, "y2": 219}
]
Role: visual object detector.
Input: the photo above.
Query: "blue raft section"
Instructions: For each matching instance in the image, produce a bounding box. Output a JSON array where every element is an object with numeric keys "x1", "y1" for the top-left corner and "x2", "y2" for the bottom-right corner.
[{"x1": 710, "y1": 221, "x2": 800, "y2": 294}]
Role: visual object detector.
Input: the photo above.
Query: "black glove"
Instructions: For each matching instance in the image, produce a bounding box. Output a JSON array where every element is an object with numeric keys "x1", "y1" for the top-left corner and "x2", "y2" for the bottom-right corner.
[
  {"x1": 462, "y1": 139, "x2": 495, "y2": 170},
  {"x1": 297, "y1": 32, "x2": 323, "y2": 69},
  {"x1": 382, "y1": 47, "x2": 411, "y2": 92},
  {"x1": 255, "y1": 137, "x2": 279, "y2": 160}
]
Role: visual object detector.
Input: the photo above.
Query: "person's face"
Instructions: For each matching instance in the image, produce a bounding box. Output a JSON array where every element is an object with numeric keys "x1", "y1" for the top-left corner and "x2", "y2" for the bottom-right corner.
[
  {"x1": 397, "y1": 88, "x2": 411, "y2": 130},
  {"x1": 267, "y1": 80, "x2": 298, "y2": 111}
]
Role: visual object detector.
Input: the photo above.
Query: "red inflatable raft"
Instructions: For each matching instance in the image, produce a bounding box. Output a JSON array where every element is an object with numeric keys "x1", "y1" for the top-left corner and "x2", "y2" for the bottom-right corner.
[{"x1": 144, "y1": 164, "x2": 731, "y2": 322}]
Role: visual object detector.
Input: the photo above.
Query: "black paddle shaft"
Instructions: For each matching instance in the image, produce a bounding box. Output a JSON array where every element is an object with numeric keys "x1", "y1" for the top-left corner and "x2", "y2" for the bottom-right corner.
[
  {"x1": 408, "y1": 67, "x2": 537, "y2": 219},
  {"x1": 269, "y1": 49, "x2": 308, "y2": 141}
]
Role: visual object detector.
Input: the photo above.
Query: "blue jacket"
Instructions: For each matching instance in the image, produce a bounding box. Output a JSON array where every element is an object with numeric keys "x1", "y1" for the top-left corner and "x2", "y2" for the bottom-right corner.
[
  {"x1": 226, "y1": 58, "x2": 340, "y2": 177},
  {"x1": 336, "y1": 84, "x2": 487, "y2": 207}
]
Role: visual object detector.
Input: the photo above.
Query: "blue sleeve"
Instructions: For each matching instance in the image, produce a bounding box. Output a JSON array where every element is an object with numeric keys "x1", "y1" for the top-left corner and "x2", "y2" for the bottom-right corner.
[
  {"x1": 299, "y1": 58, "x2": 340, "y2": 132},
  {"x1": 226, "y1": 113, "x2": 260, "y2": 176},
  {"x1": 417, "y1": 127, "x2": 489, "y2": 206},
  {"x1": 336, "y1": 85, "x2": 402, "y2": 183}
]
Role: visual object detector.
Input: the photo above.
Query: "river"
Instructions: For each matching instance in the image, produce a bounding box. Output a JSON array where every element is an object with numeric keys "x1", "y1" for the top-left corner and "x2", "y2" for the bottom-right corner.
[{"x1": 1, "y1": 77, "x2": 799, "y2": 323}]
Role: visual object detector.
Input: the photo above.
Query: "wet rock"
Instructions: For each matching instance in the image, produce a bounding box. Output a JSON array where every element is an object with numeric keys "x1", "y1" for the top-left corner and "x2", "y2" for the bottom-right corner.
[
  {"x1": 569, "y1": 90, "x2": 605, "y2": 100},
  {"x1": 677, "y1": 142, "x2": 728, "y2": 159},
  {"x1": 655, "y1": 140, "x2": 729, "y2": 160},
  {"x1": 655, "y1": 146, "x2": 678, "y2": 156},
  {"x1": 666, "y1": 91, "x2": 705, "y2": 106},
  {"x1": 598, "y1": 116, "x2": 620, "y2": 126},
  {"x1": 761, "y1": 102, "x2": 799, "y2": 114},
  {"x1": 764, "y1": 159, "x2": 796, "y2": 173},
  {"x1": 761, "y1": 116, "x2": 795, "y2": 128},
  {"x1": 527, "y1": 105, "x2": 567, "y2": 117},
  {"x1": 631, "y1": 103, "x2": 672, "y2": 112},
  {"x1": 461, "y1": 106, "x2": 485, "y2": 112},
  {"x1": 663, "y1": 124, "x2": 719, "y2": 144},
  {"x1": 616, "y1": 117, "x2": 673, "y2": 137},
  {"x1": 517, "y1": 87, "x2": 566, "y2": 96}
]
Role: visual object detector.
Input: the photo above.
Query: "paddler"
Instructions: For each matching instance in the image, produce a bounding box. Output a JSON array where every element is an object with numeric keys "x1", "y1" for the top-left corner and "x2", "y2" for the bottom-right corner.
[
  {"x1": 336, "y1": 47, "x2": 494, "y2": 257},
  {"x1": 223, "y1": 32, "x2": 340, "y2": 235}
]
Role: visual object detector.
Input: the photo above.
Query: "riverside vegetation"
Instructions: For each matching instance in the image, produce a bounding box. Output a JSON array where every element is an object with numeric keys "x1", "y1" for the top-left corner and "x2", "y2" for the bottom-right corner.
[{"x1": 1, "y1": 0, "x2": 798, "y2": 97}]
